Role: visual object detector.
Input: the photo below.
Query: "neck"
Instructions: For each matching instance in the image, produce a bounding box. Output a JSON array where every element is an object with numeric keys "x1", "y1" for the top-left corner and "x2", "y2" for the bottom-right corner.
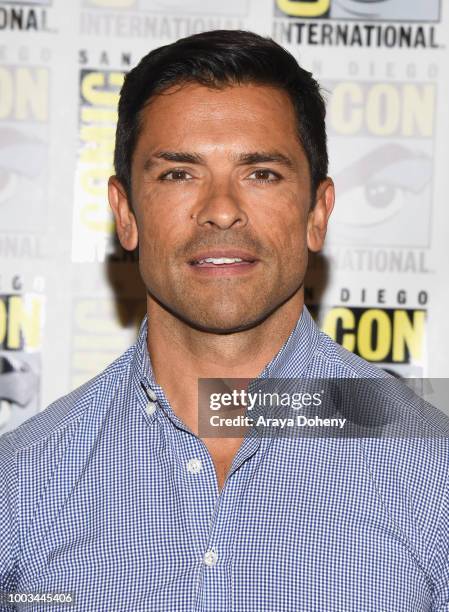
[{"x1": 146, "y1": 291, "x2": 304, "y2": 433}]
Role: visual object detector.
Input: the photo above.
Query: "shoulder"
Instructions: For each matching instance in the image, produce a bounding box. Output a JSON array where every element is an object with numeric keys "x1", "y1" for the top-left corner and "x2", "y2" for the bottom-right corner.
[
  {"x1": 309, "y1": 327, "x2": 388, "y2": 378},
  {"x1": 309, "y1": 327, "x2": 449, "y2": 439},
  {"x1": 308, "y1": 327, "x2": 449, "y2": 579},
  {"x1": 0, "y1": 344, "x2": 135, "y2": 455}
]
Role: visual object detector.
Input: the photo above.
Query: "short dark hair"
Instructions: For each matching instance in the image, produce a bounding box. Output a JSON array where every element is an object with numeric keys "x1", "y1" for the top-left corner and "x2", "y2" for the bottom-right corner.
[{"x1": 114, "y1": 29, "x2": 328, "y2": 200}]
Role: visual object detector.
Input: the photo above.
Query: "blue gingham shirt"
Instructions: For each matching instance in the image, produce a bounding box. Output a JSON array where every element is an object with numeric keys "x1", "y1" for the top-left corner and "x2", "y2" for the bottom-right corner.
[{"x1": 1, "y1": 306, "x2": 448, "y2": 611}]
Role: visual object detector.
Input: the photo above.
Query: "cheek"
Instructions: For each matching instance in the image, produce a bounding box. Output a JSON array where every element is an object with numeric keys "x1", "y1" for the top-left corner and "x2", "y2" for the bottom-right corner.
[
  {"x1": 263, "y1": 205, "x2": 307, "y2": 255},
  {"x1": 136, "y1": 198, "x2": 188, "y2": 256}
]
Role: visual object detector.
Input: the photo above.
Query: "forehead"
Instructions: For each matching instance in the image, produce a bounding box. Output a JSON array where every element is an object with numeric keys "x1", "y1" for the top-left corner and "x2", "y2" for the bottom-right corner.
[{"x1": 135, "y1": 82, "x2": 302, "y2": 155}]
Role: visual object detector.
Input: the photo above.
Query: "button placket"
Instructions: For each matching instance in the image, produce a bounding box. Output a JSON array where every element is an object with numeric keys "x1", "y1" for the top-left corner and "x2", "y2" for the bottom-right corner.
[
  {"x1": 165, "y1": 427, "x2": 219, "y2": 563},
  {"x1": 196, "y1": 473, "x2": 248, "y2": 612}
]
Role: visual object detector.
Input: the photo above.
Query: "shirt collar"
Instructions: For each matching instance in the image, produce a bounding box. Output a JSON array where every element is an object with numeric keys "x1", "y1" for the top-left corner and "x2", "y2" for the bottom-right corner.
[
  {"x1": 258, "y1": 305, "x2": 320, "y2": 379},
  {"x1": 131, "y1": 305, "x2": 321, "y2": 400}
]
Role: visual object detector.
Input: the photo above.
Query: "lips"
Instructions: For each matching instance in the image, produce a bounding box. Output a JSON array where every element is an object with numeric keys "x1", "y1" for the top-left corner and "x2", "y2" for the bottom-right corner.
[
  {"x1": 187, "y1": 249, "x2": 259, "y2": 275},
  {"x1": 188, "y1": 250, "x2": 258, "y2": 266},
  {"x1": 193, "y1": 257, "x2": 253, "y2": 267}
]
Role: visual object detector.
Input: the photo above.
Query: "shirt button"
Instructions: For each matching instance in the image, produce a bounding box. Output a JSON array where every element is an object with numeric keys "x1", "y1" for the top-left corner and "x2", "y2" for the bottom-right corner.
[
  {"x1": 146, "y1": 401, "x2": 157, "y2": 416},
  {"x1": 186, "y1": 458, "x2": 202, "y2": 474},
  {"x1": 203, "y1": 550, "x2": 218, "y2": 567},
  {"x1": 146, "y1": 388, "x2": 157, "y2": 401}
]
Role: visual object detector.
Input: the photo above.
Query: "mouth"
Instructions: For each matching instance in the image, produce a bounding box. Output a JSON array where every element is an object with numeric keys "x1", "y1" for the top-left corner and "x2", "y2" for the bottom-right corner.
[
  {"x1": 188, "y1": 251, "x2": 259, "y2": 275},
  {"x1": 191, "y1": 256, "x2": 255, "y2": 267}
]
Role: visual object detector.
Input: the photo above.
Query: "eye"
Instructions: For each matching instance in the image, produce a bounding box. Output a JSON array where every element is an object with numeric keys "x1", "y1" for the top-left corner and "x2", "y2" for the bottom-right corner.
[
  {"x1": 247, "y1": 169, "x2": 281, "y2": 183},
  {"x1": 159, "y1": 169, "x2": 193, "y2": 182}
]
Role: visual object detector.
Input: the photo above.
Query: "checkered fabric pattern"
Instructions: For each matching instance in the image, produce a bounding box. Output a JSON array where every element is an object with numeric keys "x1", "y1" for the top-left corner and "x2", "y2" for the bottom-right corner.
[{"x1": 1, "y1": 306, "x2": 448, "y2": 611}]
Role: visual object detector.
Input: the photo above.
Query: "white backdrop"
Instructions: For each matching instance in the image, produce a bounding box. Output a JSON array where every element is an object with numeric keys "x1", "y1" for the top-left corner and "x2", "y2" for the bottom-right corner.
[{"x1": 1, "y1": 0, "x2": 448, "y2": 433}]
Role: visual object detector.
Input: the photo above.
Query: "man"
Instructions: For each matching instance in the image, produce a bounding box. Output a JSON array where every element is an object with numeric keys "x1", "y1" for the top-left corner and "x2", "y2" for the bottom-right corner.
[{"x1": 0, "y1": 30, "x2": 448, "y2": 611}]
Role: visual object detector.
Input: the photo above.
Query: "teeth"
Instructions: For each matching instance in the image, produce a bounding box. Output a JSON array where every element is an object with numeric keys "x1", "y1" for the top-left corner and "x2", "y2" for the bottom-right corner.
[{"x1": 197, "y1": 257, "x2": 244, "y2": 264}]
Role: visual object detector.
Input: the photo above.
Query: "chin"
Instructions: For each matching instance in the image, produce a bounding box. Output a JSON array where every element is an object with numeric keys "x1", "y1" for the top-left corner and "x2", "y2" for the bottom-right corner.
[
  {"x1": 180, "y1": 308, "x2": 275, "y2": 335},
  {"x1": 148, "y1": 288, "x2": 289, "y2": 334}
]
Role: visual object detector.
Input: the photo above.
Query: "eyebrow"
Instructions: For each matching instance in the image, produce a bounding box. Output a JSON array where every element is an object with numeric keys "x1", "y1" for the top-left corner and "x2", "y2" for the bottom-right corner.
[{"x1": 143, "y1": 150, "x2": 295, "y2": 171}]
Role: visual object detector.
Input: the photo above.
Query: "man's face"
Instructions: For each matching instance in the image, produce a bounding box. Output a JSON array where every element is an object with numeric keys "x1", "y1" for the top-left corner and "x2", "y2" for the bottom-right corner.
[{"x1": 110, "y1": 82, "x2": 334, "y2": 333}]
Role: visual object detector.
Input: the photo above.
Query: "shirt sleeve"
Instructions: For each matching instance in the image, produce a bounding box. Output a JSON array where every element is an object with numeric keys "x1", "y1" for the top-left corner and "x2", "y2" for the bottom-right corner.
[
  {"x1": 0, "y1": 432, "x2": 19, "y2": 610},
  {"x1": 431, "y1": 473, "x2": 449, "y2": 611}
]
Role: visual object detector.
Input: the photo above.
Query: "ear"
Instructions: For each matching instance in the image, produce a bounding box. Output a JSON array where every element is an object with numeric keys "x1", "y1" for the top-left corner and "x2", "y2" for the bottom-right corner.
[
  {"x1": 307, "y1": 178, "x2": 335, "y2": 253},
  {"x1": 108, "y1": 176, "x2": 139, "y2": 251}
]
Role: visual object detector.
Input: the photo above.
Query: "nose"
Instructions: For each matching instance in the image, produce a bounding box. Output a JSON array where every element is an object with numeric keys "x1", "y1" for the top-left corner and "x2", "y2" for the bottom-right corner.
[{"x1": 194, "y1": 176, "x2": 248, "y2": 230}]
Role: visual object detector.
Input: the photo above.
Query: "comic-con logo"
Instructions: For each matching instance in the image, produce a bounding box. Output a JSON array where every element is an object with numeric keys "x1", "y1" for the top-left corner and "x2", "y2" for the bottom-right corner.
[{"x1": 275, "y1": 0, "x2": 441, "y2": 22}]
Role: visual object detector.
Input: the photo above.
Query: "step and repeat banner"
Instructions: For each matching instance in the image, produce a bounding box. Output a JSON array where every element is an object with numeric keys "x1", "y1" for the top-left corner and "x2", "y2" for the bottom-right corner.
[{"x1": 1, "y1": 0, "x2": 448, "y2": 433}]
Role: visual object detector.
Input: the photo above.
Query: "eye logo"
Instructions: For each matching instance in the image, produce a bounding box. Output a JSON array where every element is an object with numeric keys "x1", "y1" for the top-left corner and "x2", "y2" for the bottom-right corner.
[
  {"x1": 336, "y1": 0, "x2": 395, "y2": 19},
  {"x1": 329, "y1": 143, "x2": 432, "y2": 247},
  {"x1": 0, "y1": 353, "x2": 39, "y2": 408}
]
